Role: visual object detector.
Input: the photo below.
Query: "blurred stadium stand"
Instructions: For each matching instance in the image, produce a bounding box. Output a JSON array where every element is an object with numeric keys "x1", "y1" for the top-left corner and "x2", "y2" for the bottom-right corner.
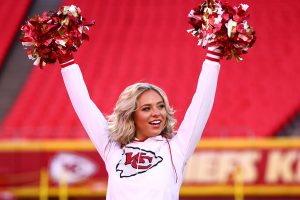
[
  {"x1": 0, "y1": 0, "x2": 32, "y2": 121},
  {"x1": 1, "y1": 0, "x2": 300, "y2": 139},
  {"x1": 0, "y1": 0, "x2": 31, "y2": 68},
  {"x1": 0, "y1": 0, "x2": 300, "y2": 199},
  {"x1": 0, "y1": 0, "x2": 61, "y2": 129}
]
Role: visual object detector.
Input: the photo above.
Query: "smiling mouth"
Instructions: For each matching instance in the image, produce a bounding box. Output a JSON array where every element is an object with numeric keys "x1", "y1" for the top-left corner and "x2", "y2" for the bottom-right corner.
[
  {"x1": 149, "y1": 120, "x2": 162, "y2": 126},
  {"x1": 149, "y1": 120, "x2": 161, "y2": 125}
]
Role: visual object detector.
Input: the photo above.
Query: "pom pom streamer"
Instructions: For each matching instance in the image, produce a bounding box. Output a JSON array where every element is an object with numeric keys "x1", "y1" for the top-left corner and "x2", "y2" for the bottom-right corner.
[
  {"x1": 188, "y1": 0, "x2": 256, "y2": 61},
  {"x1": 20, "y1": 5, "x2": 95, "y2": 68}
]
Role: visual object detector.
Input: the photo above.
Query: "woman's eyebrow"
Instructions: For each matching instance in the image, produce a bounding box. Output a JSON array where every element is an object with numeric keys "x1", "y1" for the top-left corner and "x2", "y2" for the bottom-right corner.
[{"x1": 139, "y1": 101, "x2": 164, "y2": 107}]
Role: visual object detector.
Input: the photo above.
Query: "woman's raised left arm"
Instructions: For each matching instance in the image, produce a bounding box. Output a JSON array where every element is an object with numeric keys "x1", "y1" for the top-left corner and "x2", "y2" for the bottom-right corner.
[{"x1": 172, "y1": 47, "x2": 222, "y2": 162}]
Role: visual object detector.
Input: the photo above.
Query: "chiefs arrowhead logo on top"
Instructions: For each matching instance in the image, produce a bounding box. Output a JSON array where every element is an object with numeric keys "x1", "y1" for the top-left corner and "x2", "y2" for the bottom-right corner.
[{"x1": 116, "y1": 146, "x2": 163, "y2": 178}]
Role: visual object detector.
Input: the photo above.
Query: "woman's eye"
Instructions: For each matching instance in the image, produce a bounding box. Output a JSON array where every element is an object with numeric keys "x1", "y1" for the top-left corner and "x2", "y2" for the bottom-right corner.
[
  {"x1": 159, "y1": 104, "x2": 165, "y2": 109},
  {"x1": 142, "y1": 107, "x2": 150, "y2": 111}
]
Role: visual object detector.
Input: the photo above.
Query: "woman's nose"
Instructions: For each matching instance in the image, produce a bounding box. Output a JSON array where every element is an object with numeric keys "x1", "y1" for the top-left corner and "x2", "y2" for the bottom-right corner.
[{"x1": 152, "y1": 108, "x2": 160, "y2": 116}]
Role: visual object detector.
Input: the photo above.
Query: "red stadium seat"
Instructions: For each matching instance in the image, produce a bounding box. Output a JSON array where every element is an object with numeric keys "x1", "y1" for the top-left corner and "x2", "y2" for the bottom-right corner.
[{"x1": 0, "y1": 0, "x2": 32, "y2": 67}]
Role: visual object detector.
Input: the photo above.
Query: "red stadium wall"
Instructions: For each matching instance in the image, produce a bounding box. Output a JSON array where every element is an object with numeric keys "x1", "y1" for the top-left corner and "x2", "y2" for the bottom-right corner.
[{"x1": 0, "y1": 139, "x2": 300, "y2": 199}]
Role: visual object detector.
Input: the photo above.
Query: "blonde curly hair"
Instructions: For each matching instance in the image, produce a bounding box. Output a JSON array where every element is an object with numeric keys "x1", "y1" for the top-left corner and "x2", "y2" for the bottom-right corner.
[{"x1": 107, "y1": 83, "x2": 176, "y2": 145}]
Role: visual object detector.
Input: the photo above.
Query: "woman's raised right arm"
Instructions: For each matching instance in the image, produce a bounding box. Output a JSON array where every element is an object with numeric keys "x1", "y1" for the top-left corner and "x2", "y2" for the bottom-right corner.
[{"x1": 61, "y1": 64, "x2": 119, "y2": 160}]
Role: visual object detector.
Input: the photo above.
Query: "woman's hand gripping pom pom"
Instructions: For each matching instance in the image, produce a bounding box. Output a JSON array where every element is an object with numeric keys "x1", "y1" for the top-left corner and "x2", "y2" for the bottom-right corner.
[
  {"x1": 187, "y1": 0, "x2": 256, "y2": 61},
  {"x1": 20, "y1": 5, "x2": 95, "y2": 68}
]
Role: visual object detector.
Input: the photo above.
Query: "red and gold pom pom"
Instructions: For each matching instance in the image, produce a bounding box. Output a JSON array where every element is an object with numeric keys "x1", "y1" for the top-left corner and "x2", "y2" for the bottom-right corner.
[
  {"x1": 187, "y1": 0, "x2": 256, "y2": 61},
  {"x1": 20, "y1": 5, "x2": 95, "y2": 68}
]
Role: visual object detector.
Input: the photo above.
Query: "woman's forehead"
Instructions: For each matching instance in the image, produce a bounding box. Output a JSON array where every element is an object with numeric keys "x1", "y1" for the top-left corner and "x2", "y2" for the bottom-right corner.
[{"x1": 137, "y1": 90, "x2": 163, "y2": 105}]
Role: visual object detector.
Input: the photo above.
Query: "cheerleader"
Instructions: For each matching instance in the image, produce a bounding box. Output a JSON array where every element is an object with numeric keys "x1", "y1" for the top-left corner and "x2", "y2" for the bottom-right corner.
[{"x1": 59, "y1": 46, "x2": 222, "y2": 200}]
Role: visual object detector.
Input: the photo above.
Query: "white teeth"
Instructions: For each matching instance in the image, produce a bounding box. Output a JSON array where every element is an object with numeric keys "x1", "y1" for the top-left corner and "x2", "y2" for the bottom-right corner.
[{"x1": 150, "y1": 120, "x2": 161, "y2": 125}]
